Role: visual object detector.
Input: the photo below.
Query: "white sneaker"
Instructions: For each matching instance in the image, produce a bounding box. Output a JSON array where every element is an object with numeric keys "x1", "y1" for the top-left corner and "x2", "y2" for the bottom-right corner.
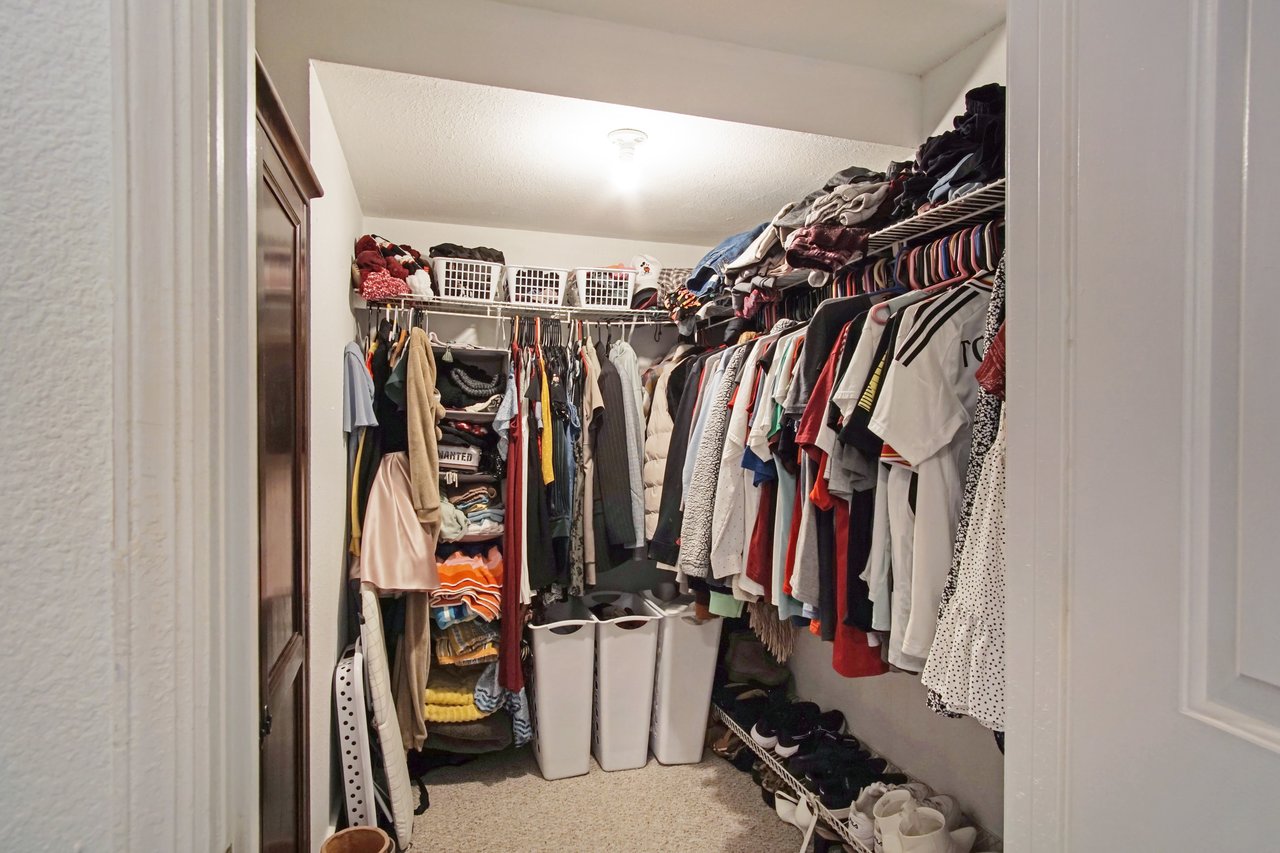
[
  {"x1": 896, "y1": 803, "x2": 977, "y2": 853},
  {"x1": 920, "y1": 794, "x2": 964, "y2": 830},
  {"x1": 848, "y1": 782, "x2": 889, "y2": 845}
]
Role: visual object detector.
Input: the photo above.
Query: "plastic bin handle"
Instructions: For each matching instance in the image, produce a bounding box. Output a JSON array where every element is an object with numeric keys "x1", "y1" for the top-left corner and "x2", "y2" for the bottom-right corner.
[
  {"x1": 611, "y1": 617, "x2": 653, "y2": 631},
  {"x1": 533, "y1": 619, "x2": 593, "y2": 635}
]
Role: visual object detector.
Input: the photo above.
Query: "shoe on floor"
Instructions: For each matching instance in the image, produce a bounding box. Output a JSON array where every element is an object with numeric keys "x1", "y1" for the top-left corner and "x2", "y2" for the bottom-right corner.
[
  {"x1": 896, "y1": 802, "x2": 977, "y2": 853},
  {"x1": 774, "y1": 789, "x2": 800, "y2": 826},
  {"x1": 920, "y1": 794, "x2": 964, "y2": 831},
  {"x1": 751, "y1": 701, "x2": 819, "y2": 750},
  {"x1": 873, "y1": 788, "x2": 918, "y2": 853},
  {"x1": 776, "y1": 709, "x2": 845, "y2": 758},
  {"x1": 848, "y1": 781, "x2": 891, "y2": 845}
]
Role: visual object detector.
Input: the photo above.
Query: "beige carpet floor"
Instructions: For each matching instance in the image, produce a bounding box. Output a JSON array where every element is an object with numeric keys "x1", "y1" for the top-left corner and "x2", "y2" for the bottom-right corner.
[{"x1": 413, "y1": 747, "x2": 804, "y2": 851}]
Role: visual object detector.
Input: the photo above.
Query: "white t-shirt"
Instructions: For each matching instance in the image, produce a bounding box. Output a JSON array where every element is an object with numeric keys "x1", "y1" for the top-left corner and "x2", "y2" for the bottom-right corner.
[{"x1": 869, "y1": 279, "x2": 993, "y2": 659}]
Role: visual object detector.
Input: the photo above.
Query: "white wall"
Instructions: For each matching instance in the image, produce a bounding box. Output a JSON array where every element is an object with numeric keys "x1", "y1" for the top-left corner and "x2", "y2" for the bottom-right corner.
[
  {"x1": 790, "y1": 633, "x2": 1005, "y2": 832},
  {"x1": 363, "y1": 216, "x2": 709, "y2": 271},
  {"x1": 0, "y1": 1, "x2": 115, "y2": 849},
  {"x1": 308, "y1": 67, "x2": 368, "y2": 848},
  {"x1": 257, "y1": 0, "x2": 922, "y2": 153},
  {"x1": 921, "y1": 25, "x2": 1007, "y2": 137}
]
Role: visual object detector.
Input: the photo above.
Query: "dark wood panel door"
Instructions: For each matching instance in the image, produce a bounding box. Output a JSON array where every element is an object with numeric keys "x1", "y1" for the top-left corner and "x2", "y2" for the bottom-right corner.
[{"x1": 256, "y1": 57, "x2": 321, "y2": 853}]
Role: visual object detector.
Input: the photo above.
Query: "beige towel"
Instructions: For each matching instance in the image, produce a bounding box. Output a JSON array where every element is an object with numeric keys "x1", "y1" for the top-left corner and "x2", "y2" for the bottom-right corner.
[{"x1": 407, "y1": 326, "x2": 446, "y2": 534}]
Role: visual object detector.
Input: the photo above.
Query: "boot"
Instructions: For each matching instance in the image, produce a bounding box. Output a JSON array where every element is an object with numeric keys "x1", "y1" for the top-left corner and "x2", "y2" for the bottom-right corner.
[
  {"x1": 897, "y1": 803, "x2": 978, "y2": 853},
  {"x1": 872, "y1": 788, "x2": 917, "y2": 853}
]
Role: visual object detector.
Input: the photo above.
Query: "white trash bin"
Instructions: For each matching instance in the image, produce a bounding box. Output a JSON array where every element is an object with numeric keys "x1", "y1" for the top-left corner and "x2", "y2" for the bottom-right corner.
[
  {"x1": 644, "y1": 591, "x2": 724, "y2": 765},
  {"x1": 528, "y1": 599, "x2": 597, "y2": 781},
  {"x1": 582, "y1": 591, "x2": 661, "y2": 771}
]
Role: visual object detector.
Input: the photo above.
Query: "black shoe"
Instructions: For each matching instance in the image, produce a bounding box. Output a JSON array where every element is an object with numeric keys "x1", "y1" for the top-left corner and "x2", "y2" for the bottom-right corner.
[
  {"x1": 750, "y1": 701, "x2": 819, "y2": 750},
  {"x1": 775, "y1": 709, "x2": 845, "y2": 757},
  {"x1": 804, "y1": 756, "x2": 889, "y2": 790},
  {"x1": 788, "y1": 742, "x2": 870, "y2": 780}
]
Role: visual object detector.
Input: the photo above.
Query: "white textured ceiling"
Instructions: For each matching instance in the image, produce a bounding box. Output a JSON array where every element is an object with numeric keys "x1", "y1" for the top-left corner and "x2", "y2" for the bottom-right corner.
[
  {"x1": 493, "y1": 0, "x2": 1006, "y2": 75},
  {"x1": 316, "y1": 63, "x2": 914, "y2": 245}
]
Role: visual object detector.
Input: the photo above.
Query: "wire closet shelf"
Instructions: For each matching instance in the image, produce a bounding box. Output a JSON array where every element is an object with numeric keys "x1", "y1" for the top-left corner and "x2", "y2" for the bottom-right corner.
[
  {"x1": 713, "y1": 706, "x2": 1002, "y2": 853},
  {"x1": 363, "y1": 293, "x2": 673, "y2": 325},
  {"x1": 865, "y1": 178, "x2": 1006, "y2": 255}
]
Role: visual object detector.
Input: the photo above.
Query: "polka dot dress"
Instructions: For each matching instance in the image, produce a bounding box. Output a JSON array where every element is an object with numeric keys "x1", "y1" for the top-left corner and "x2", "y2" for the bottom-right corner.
[
  {"x1": 921, "y1": 409, "x2": 1007, "y2": 731},
  {"x1": 926, "y1": 256, "x2": 1005, "y2": 723}
]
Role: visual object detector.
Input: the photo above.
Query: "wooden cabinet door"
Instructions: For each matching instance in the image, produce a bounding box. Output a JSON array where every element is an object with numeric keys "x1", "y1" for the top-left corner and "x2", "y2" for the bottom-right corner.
[{"x1": 256, "y1": 59, "x2": 320, "y2": 853}]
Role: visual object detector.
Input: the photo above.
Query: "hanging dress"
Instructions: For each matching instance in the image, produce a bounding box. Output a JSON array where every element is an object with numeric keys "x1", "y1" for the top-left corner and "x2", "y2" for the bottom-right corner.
[{"x1": 921, "y1": 409, "x2": 1007, "y2": 731}]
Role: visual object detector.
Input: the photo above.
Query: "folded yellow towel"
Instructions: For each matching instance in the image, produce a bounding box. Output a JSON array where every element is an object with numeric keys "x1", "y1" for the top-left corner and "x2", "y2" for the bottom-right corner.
[
  {"x1": 424, "y1": 665, "x2": 483, "y2": 706},
  {"x1": 424, "y1": 702, "x2": 494, "y2": 723}
]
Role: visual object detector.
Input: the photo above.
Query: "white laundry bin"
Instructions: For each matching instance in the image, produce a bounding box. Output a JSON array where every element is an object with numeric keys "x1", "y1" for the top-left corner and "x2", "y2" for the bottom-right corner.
[
  {"x1": 528, "y1": 599, "x2": 597, "y2": 781},
  {"x1": 644, "y1": 591, "x2": 723, "y2": 765},
  {"x1": 582, "y1": 591, "x2": 662, "y2": 771}
]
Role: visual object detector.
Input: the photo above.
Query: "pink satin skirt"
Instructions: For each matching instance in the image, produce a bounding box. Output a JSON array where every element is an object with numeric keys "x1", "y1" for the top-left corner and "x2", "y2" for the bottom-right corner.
[{"x1": 360, "y1": 452, "x2": 440, "y2": 592}]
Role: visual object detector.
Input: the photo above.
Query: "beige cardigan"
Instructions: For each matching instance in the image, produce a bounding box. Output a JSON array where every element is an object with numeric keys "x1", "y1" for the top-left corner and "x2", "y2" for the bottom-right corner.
[{"x1": 407, "y1": 327, "x2": 446, "y2": 535}]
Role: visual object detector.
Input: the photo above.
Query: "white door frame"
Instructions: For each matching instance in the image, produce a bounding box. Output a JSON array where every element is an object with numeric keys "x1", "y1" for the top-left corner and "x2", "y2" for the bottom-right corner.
[
  {"x1": 1004, "y1": 0, "x2": 1071, "y2": 848},
  {"x1": 111, "y1": 0, "x2": 259, "y2": 849}
]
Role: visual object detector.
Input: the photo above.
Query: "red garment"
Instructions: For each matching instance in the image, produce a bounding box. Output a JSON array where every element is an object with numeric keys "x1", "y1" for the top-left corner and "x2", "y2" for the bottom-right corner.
[
  {"x1": 795, "y1": 322, "x2": 885, "y2": 677},
  {"x1": 744, "y1": 480, "x2": 776, "y2": 602},
  {"x1": 498, "y1": 349, "x2": 525, "y2": 692},
  {"x1": 976, "y1": 322, "x2": 1006, "y2": 399},
  {"x1": 832, "y1": 498, "x2": 888, "y2": 678}
]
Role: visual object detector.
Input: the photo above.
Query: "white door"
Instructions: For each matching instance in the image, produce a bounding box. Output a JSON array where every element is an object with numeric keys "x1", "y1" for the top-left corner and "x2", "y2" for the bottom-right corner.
[{"x1": 1007, "y1": 0, "x2": 1280, "y2": 849}]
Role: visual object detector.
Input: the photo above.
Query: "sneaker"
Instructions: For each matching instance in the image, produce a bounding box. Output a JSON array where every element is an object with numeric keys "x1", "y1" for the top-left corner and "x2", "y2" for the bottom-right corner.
[
  {"x1": 804, "y1": 756, "x2": 889, "y2": 790},
  {"x1": 848, "y1": 782, "x2": 891, "y2": 845},
  {"x1": 782, "y1": 729, "x2": 860, "y2": 764},
  {"x1": 776, "y1": 709, "x2": 845, "y2": 757},
  {"x1": 751, "y1": 701, "x2": 819, "y2": 750},
  {"x1": 920, "y1": 794, "x2": 965, "y2": 831},
  {"x1": 818, "y1": 769, "x2": 908, "y2": 821}
]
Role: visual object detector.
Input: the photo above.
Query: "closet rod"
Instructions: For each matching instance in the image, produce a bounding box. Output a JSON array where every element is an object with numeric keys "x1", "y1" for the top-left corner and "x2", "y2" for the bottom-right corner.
[{"x1": 363, "y1": 295, "x2": 672, "y2": 325}]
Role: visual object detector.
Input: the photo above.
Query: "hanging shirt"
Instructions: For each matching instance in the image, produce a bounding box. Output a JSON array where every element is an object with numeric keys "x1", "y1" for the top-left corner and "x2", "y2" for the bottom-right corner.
[
  {"x1": 869, "y1": 278, "x2": 993, "y2": 660},
  {"x1": 343, "y1": 341, "x2": 378, "y2": 435},
  {"x1": 608, "y1": 340, "x2": 648, "y2": 549},
  {"x1": 712, "y1": 338, "x2": 770, "y2": 582}
]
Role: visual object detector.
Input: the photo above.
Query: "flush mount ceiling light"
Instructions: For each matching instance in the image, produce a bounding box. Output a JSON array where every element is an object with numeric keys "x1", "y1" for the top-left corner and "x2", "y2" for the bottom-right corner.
[{"x1": 608, "y1": 128, "x2": 648, "y2": 191}]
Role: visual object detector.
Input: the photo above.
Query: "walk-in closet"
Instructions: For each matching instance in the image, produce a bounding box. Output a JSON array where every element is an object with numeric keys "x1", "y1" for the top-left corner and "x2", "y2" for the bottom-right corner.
[
  {"x1": 17, "y1": 0, "x2": 1280, "y2": 851},
  {"x1": 288, "y1": 25, "x2": 1012, "y2": 845}
]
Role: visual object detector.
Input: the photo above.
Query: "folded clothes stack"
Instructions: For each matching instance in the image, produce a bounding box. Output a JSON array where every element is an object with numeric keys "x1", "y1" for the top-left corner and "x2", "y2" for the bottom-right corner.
[
  {"x1": 429, "y1": 546, "x2": 503, "y2": 622},
  {"x1": 432, "y1": 616, "x2": 499, "y2": 667},
  {"x1": 437, "y1": 360, "x2": 504, "y2": 410},
  {"x1": 435, "y1": 619, "x2": 500, "y2": 662},
  {"x1": 445, "y1": 485, "x2": 505, "y2": 541},
  {"x1": 423, "y1": 666, "x2": 493, "y2": 723},
  {"x1": 439, "y1": 420, "x2": 497, "y2": 449}
]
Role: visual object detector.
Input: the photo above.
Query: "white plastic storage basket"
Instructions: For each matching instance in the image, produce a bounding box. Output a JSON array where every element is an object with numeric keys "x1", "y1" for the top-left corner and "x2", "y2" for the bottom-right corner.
[
  {"x1": 528, "y1": 599, "x2": 597, "y2": 781},
  {"x1": 430, "y1": 257, "x2": 504, "y2": 302},
  {"x1": 505, "y1": 266, "x2": 569, "y2": 306},
  {"x1": 572, "y1": 267, "x2": 637, "y2": 309},
  {"x1": 643, "y1": 591, "x2": 724, "y2": 765},
  {"x1": 582, "y1": 591, "x2": 661, "y2": 771}
]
